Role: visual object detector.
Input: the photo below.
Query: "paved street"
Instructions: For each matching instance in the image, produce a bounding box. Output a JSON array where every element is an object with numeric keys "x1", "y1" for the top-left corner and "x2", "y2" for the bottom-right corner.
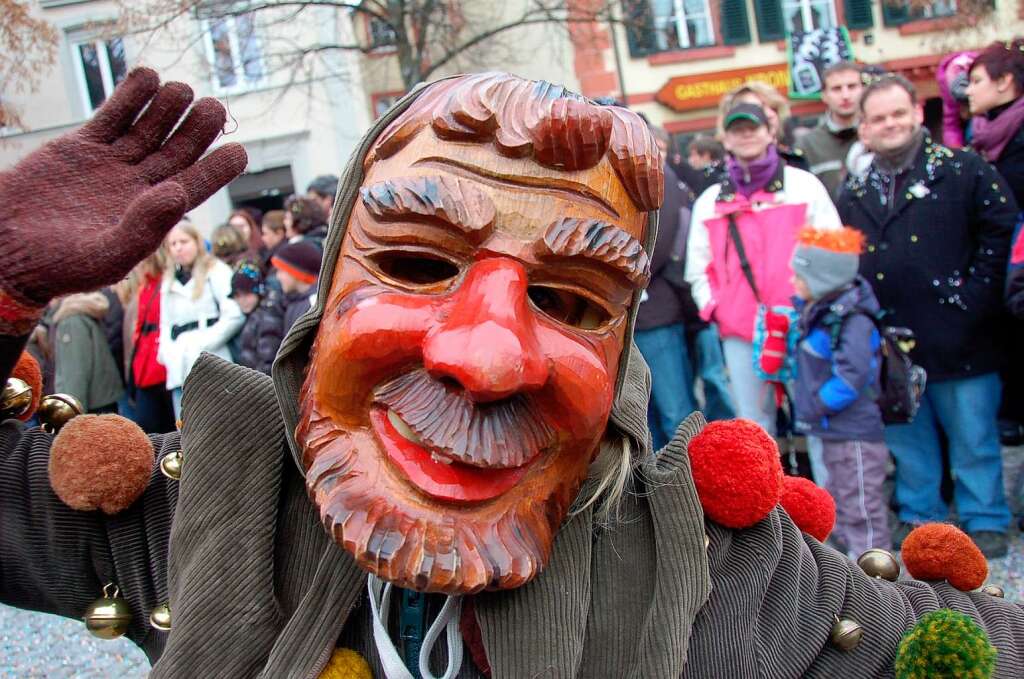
[{"x1": 2, "y1": 447, "x2": 1023, "y2": 677}]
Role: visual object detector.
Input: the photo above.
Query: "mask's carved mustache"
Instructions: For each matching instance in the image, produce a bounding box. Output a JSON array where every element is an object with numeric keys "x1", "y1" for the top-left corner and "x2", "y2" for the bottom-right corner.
[{"x1": 373, "y1": 369, "x2": 554, "y2": 469}]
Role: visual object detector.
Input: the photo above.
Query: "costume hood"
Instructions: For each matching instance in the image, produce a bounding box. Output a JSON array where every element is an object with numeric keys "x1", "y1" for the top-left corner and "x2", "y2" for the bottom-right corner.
[{"x1": 272, "y1": 74, "x2": 660, "y2": 475}]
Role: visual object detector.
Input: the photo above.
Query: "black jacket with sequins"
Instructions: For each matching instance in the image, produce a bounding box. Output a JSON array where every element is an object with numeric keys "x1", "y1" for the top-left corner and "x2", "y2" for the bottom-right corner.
[{"x1": 837, "y1": 136, "x2": 1019, "y2": 382}]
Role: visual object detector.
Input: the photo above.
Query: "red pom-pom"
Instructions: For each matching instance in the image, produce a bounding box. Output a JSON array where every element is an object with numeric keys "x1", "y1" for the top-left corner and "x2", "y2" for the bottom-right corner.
[
  {"x1": 11, "y1": 351, "x2": 42, "y2": 421},
  {"x1": 49, "y1": 414, "x2": 154, "y2": 515},
  {"x1": 779, "y1": 475, "x2": 836, "y2": 542},
  {"x1": 902, "y1": 523, "x2": 988, "y2": 591},
  {"x1": 688, "y1": 419, "x2": 783, "y2": 528}
]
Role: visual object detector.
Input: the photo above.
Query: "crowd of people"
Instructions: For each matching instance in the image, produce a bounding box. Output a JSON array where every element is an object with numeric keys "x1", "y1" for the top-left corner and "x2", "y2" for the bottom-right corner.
[
  {"x1": 641, "y1": 37, "x2": 1024, "y2": 561},
  {"x1": 28, "y1": 37, "x2": 1024, "y2": 566},
  {"x1": 23, "y1": 174, "x2": 337, "y2": 435}
]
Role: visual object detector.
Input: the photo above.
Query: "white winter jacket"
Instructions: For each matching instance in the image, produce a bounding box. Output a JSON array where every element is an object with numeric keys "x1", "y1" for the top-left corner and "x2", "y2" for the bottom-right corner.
[{"x1": 158, "y1": 259, "x2": 244, "y2": 390}]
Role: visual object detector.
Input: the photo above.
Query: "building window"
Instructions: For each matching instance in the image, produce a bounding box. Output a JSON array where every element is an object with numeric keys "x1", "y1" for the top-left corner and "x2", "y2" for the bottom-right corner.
[
  {"x1": 652, "y1": 0, "x2": 715, "y2": 50},
  {"x1": 202, "y1": 11, "x2": 264, "y2": 91},
  {"x1": 882, "y1": 0, "x2": 958, "y2": 25},
  {"x1": 368, "y1": 15, "x2": 398, "y2": 49},
  {"x1": 781, "y1": 0, "x2": 837, "y2": 33},
  {"x1": 624, "y1": 0, "x2": 719, "y2": 56},
  {"x1": 71, "y1": 37, "x2": 127, "y2": 113},
  {"x1": 913, "y1": 0, "x2": 958, "y2": 17}
]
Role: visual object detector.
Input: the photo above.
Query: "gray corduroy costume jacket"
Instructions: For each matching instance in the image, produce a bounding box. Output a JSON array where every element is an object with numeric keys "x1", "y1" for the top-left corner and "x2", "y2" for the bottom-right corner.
[{"x1": 3, "y1": 79, "x2": 1024, "y2": 679}]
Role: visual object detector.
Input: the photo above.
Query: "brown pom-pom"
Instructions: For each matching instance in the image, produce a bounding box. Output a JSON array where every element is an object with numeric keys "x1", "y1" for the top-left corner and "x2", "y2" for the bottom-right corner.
[
  {"x1": 901, "y1": 523, "x2": 988, "y2": 591},
  {"x1": 49, "y1": 414, "x2": 154, "y2": 514},
  {"x1": 11, "y1": 351, "x2": 42, "y2": 421}
]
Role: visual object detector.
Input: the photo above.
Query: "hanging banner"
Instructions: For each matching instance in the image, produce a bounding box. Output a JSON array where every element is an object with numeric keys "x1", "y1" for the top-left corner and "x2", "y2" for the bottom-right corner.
[{"x1": 787, "y1": 27, "x2": 855, "y2": 100}]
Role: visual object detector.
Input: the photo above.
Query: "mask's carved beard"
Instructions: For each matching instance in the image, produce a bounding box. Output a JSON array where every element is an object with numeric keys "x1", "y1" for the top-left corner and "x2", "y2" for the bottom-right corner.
[{"x1": 298, "y1": 401, "x2": 584, "y2": 594}]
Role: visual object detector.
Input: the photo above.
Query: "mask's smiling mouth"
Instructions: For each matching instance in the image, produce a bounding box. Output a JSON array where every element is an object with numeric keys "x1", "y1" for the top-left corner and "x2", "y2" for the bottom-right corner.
[{"x1": 371, "y1": 407, "x2": 533, "y2": 502}]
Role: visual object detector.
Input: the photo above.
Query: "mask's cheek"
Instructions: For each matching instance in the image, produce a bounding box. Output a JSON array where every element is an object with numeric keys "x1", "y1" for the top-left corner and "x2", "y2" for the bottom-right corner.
[
  {"x1": 311, "y1": 291, "x2": 437, "y2": 424},
  {"x1": 534, "y1": 323, "x2": 617, "y2": 445}
]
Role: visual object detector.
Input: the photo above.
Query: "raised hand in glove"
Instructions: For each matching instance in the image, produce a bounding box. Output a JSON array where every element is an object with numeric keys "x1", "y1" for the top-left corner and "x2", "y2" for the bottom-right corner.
[{"x1": 0, "y1": 67, "x2": 247, "y2": 335}]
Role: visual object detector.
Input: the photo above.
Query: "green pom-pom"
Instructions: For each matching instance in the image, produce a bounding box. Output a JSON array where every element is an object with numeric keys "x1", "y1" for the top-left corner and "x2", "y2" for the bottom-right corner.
[{"x1": 895, "y1": 609, "x2": 996, "y2": 679}]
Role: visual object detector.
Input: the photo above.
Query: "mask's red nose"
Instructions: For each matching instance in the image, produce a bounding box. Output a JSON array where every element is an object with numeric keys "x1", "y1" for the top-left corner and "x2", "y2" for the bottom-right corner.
[{"x1": 422, "y1": 258, "x2": 549, "y2": 402}]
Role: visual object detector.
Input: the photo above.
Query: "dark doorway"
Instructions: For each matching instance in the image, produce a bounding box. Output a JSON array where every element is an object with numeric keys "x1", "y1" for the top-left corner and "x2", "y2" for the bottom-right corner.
[{"x1": 228, "y1": 165, "x2": 294, "y2": 216}]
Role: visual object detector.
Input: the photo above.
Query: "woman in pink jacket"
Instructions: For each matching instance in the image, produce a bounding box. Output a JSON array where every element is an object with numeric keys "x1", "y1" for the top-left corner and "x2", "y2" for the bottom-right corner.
[{"x1": 685, "y1": 102, "x2": 840, "y2": 434}]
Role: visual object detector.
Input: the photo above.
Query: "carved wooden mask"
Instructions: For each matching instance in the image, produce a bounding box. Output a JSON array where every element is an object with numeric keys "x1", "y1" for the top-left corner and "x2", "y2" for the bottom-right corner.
[{"x1": 296, "y1": 74, "x2": 663, "y2": 595}]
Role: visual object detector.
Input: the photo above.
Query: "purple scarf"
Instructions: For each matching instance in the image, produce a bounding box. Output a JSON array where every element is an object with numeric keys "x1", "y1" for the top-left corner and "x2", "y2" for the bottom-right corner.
[
  {"x1": 971, "y1": 96, "x2": 1024, "y2": 162},
  {"x1": 727, "y1": 145, "x2": 780, "y2": 197}
]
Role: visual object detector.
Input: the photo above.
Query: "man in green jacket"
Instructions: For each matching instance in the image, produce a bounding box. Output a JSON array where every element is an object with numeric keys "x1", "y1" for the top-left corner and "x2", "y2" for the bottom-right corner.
[
  {"x1": 1, "y1": 68, "x2": 1023, "y2": 679},
  {"x1": 796, "y1": 61, "x2": 864, "y2": 198}
]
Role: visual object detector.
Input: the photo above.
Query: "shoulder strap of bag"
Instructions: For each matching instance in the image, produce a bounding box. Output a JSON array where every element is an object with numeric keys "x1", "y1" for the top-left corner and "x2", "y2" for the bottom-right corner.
[{"x1": 726, "y1": 212, "x2": 761, "y2": 303}]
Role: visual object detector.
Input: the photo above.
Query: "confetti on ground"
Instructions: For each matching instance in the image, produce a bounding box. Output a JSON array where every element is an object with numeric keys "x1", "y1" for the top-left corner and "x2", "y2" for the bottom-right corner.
[{"x1": 0, "y1": 606, "x2": 148, "y2": 678}]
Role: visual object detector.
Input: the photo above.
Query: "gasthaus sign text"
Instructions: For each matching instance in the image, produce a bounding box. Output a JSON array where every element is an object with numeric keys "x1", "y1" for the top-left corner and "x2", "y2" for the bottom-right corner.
[{"x1": 656, "y1": 64, "x2": 791, "y2": 112}]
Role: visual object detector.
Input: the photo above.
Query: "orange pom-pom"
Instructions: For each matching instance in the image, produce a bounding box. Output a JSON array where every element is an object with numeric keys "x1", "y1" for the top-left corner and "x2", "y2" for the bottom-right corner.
[
  {"x1": 688, "y1": 419, "x2": 783, "y2": 528},
  {"x1": 796, "y1": 225, "x2": 865, "y2": 254},
  {"x1": 901, "y1": 523, "x2": 988, "y2": 591},
  {"x1": 49, "y1": 414, "x2": 154, "y2": 515},
  {"x1": 11, "y1": 351, "x2": 42, "y2": 421},
  {"x1": 779, "y1": 475, "x2": 836, "y2": 542}
]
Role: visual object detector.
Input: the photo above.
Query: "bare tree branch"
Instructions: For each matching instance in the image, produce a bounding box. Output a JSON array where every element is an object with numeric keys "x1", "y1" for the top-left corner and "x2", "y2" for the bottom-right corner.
[{"x1": 117, "y1": 0, "x2": 625, "y2": 93}]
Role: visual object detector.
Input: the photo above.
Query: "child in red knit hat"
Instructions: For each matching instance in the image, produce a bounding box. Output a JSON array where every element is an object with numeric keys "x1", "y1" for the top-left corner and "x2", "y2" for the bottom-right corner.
[{"x1": 790, "y1": 225, "x2": 891, "y2": 558}]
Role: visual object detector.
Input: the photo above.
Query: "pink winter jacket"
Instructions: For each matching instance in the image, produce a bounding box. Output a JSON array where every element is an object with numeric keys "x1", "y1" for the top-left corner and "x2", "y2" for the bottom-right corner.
[{"x1": 685, "y1": 165, "x2": 840, "y2": 341}]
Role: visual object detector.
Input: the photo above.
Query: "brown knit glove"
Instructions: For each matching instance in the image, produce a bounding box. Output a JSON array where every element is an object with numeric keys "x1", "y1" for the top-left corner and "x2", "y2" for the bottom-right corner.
[{"x1": 0, "y1": 67, "x2": 247, "y2": 333}]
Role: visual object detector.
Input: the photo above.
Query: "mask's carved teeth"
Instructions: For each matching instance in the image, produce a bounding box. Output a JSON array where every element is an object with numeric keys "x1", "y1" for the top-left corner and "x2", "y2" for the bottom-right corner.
[
  {"x1": 389, "y1": 408, "x2": 456, "y2": 465},
  {"x1": 388, "y1": 408, "x2": 424, "y2": 446}
]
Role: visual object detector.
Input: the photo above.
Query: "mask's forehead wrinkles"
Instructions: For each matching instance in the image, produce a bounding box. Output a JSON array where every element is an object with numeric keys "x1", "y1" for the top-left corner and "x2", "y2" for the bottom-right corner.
[{"x1": 362, "y1": 130, "x2": 646, "y2": 244}]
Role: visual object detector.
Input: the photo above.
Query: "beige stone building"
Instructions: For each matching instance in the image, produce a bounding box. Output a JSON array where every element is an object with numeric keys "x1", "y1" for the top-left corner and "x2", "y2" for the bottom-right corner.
[{"x1": 0, "y1": 1, "x2": 581, "y2": 231}]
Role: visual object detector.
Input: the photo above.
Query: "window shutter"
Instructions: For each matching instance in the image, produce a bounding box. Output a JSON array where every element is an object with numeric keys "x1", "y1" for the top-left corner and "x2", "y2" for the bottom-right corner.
[
  {"x1": 881, "y1": 1, "x2": 910, "y2": 26},
  {"x1": 719, "y1": 0, "x2": 752, "y2": 45},
  {"x1": 843, "y1": 0, "x2": 874, "y2": 29},
  {"x1": 622, "y1": 0, "x2": 657, "y2": 57},
  {"x1": 754, "y1": 0, "x2": 786, "y2": 42}
]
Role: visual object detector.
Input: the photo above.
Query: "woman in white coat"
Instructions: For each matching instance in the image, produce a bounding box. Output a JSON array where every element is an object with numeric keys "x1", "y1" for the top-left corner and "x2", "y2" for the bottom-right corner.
[{"x1": 159, "y1": 221, "x2": 244, "y2": 416}]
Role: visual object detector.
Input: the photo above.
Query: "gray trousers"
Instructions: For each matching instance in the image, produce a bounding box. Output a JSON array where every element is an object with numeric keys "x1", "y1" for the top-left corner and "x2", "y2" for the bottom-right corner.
[{"x1": 821, "y1": 439, "x2": 892, "y2": 558}]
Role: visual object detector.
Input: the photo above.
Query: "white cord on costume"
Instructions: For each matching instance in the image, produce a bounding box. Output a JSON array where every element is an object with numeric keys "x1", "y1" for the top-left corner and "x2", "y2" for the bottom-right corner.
[{"x1": 367, "y1": 574, "x2": 464, "y2": 679}]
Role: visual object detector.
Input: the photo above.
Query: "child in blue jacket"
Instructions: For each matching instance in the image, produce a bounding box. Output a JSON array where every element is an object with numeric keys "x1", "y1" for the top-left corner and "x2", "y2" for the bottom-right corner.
[{"x1": 791, "y1": 225, "x2": 891, "y2": 558}]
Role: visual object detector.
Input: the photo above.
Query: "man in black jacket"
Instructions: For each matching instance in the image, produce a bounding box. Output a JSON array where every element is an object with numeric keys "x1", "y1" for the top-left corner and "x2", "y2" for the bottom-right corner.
[{"x1": 837, "y1": 75, "x2": 1019, "y2": 558}]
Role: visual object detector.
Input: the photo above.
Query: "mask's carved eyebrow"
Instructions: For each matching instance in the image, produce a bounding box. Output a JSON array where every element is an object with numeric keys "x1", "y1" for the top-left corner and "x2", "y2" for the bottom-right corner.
[
  {"x1": 535, "y1": 217, "x2": 650, "y2": 288},
  {"x1": 359, "y1": 175, "x2": 496, "y2": 244}
]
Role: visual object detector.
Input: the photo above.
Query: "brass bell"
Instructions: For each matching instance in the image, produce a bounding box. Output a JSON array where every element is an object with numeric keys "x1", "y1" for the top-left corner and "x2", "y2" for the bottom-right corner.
[
  {"x1": 149, "y1": 603, "x2": 172, "y2": 631},
  {"x1": 160, "y1": 451, "x2": 183, "y2": 481},
  {"x1": 830, "y1": 616, "x2": 864, "y2": 651},
  {"x1": 38, "y1": 393, "x2": 83, "y2": 434},
  {"x1": 0, "y1": 378, "x2": 32, "y2": 420},
  {"x1": 981, "y1": 584, "x2": 1005, "y2": 598},
  {"x1": 84, "y1": 583, "x2": 132, "y2": 639},
  {"x1": 857, "y1": 548, "x2": 900, "y2": 582}
]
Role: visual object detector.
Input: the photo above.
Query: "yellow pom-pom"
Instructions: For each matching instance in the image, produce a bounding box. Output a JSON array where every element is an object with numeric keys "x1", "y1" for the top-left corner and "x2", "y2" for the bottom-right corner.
[{"x1": 318, "y1": 648, "x2": 373, "y2": 679}]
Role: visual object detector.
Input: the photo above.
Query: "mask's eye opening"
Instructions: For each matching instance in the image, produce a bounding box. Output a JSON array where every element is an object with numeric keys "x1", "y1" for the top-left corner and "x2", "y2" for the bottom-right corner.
[
  {"x1": 372, "y1": 252, "x2": 460, "y2": 286},
  {"x1": 527, "y1": 285, "x2": 611, "y2": 330}
]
